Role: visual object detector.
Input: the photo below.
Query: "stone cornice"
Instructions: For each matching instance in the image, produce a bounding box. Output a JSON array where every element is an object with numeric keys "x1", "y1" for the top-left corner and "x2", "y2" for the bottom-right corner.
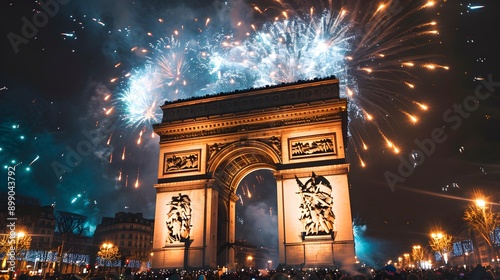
[{"x1": 156, "y1": 110, "x2": 345, "y2": 142}]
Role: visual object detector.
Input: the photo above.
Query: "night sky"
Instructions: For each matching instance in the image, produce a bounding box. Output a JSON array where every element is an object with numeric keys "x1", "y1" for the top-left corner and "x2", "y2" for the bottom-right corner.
[{"x1": 1, "y1": 0, "x2": 500, "y2": 267}]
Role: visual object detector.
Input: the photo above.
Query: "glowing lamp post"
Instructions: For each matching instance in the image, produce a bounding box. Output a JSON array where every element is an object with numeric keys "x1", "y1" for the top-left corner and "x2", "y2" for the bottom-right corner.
[
  {"x1": 465, "y1": 196, "x2": 500, "y2": 266},
  {"x1": 98, "y1": 243, "x2": 120, "y2": 273},
  {"x1": 15, "y1": 232, "x2": 25, "y2": 275},
  {"x1": 403, "y1": 253, "x2": 410, "y2": 268},
  {"x1": 16, "y1": 232, "x2": 25, "y2": 271},
  {"x1": 476, "y1": 199, "x2": 486, "y2": 208},
  {"x1": 102, "y1": 243, "x2": 113, "y2": 272},
  {"x1": 412, "y1": 245, "x2": 423, "y2": 268},
  {"x1": 246, "y1": 256, "x2": 254, "y2": 269},
  {"x1": 149, "y1": 252, "x2": 154, "y2": 269},
  {"x1": 430, "y1": 231, "x2": 452, "y2": 266}
]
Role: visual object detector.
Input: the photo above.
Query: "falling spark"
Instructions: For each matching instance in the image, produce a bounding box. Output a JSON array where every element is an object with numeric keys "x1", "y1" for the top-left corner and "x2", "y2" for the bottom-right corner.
[
  {"x1": 135, "y1": 169, "x2": 140, "y2": 188},
  {"x1": 404, "y1": 82, "x2": 415, "y2": 89},
  {"x1": 28, "y1": 155, "x2": 39, "y2": 166},
  {"x1": 105, "y1": 107, "x2": 113, "y2": 115},
  {"x1": 137, "y1": 130, "x2": 143, "y2": 145}
]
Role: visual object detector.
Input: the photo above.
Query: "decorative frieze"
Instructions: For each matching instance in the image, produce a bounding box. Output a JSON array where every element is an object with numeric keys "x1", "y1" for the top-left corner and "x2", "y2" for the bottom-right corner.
[
  {"x1": 163, "y1": 150, "x2": 201, "y2": 174},
  {"x1": 289, "y1": 133, "x2": 337, "y2": 160},
  {"x1": 159, "y1": 112, "x2": 343, "y2": 141}
]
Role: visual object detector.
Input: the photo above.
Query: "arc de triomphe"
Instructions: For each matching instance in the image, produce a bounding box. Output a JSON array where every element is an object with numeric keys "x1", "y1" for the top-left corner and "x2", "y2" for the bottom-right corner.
[{"x1": 151, "y1": 76, "x2": 355, "y2": 269}]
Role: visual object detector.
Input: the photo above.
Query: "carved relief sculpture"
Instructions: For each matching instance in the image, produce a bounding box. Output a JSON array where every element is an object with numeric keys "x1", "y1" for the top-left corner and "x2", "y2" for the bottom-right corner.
[
  {"x1": 165, "y1": 193, "x2": 192, "y2": 243},
  {"x1": 295, "y1": 172, "x2": 335, "y2": 236},
  {"x1": 289, "y1": 134, "x2": 337, "y2": 159},
  {"x1": 266, "y1": 136, "x2": 282, "y2": 156},
  {"x1": 208, "y1": 143, "x2": 227, "y2": 161},
  {"x1": 163, "y1": 150, "x2": 200, "y2": 174}
]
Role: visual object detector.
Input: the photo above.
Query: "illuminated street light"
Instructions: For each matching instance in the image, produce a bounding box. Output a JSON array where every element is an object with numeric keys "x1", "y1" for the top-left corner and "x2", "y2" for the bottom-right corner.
[
  {"x1": 412, "y1": 244, "x2": 423, "y2": 267},
  {"x1": 464, "y1": 195, "x2": 500, "y2": 266},
  {"x1": 476, "y1": 199, "x2": 486, "y2": 208},
  {"x1": 246, "y1": 256, "x2": 254, "y2": 269},
  {"x1": 14, "y1": 232, "x2": 27, "y2": 269},
  {"x1": 149, "y1": 252, "x2": 154, "y2": 268},
  {"x1": 430, "y1": 231, "x2": 452, "y2": 265},
  {"x1": 98, "y1": 243, "x2": 120, "y2": 273},
  {"x1": 4, "y1": 231, "x2": 30, "y2": 280}
]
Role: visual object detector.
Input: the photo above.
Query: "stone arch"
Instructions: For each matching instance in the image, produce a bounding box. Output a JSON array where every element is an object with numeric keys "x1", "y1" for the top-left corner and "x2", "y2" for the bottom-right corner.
[
  {"x1": 151, "y1": 76, "x2": 355, "y2": 270},
  {"x1": 207, "y1": 140, "x2": 281, "y2": 192}
]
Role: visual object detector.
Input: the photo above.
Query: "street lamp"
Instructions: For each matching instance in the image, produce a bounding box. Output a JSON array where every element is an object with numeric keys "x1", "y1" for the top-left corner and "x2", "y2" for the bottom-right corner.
[
  {"x1": 99, "y1": 243, "x2": 116, "y2": 273},
  {"x1": 149, "y1": 252, "x2": 154, "y2": 269},
  {"x1": 465, "y1": 196, "x2": 500, "y2": 266},
  {"x1": 412, "y1": 245, "x2": 423, "y2": 268},
  {"x1": 430, "y1": 231, "x2": 452, "y2": 265},
  {"x1": 6, "y1": 231, "x2": 27, "y2": 280},
  {"x1": 16, "y1": 232, "x2": 25, "y2": 271},
  {"x1": 102, "y1": 243, "x2": 112, "y2": 266},
  {"x1": 476, "y1": 199, "x2": 486, "y2": 208},
  {"x1": 431, "y1": 232, "x2": 443, "y2": 240},
  {"x1": 246, "y1": 256, "x2": 254, "y2": 269}
]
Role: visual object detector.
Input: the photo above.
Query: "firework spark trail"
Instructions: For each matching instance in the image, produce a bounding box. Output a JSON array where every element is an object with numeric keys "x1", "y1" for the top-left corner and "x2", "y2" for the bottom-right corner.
[{"x1": 151, "y1": 37, "x2": 192, "y2": 93}]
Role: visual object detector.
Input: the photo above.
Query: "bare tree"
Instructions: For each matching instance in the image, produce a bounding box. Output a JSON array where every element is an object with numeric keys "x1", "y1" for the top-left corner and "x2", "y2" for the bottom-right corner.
[
  {"x1": 54, "y1": 211, "x2": 88, "y2": 274},
  {"x1": 55, "y1": 211, "x2": 88, "y2": 235},
  {"x1": 464, "y1": 202, "x2": 500, "y2": 262}
]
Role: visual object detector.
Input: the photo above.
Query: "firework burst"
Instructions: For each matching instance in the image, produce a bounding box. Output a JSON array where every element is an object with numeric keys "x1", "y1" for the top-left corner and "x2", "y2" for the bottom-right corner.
[
  {"x1": 111, "y1": 0, "x2": 447, "y2": 167},
  {"x1": 118, "y1": 65, "x2": 165, "y2": 129}
]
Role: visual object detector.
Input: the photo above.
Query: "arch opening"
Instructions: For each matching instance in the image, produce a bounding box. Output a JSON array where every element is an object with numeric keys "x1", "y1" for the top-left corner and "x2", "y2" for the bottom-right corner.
[{"x1": 234, "y1": 169, "x2": 278, "y2": 269}]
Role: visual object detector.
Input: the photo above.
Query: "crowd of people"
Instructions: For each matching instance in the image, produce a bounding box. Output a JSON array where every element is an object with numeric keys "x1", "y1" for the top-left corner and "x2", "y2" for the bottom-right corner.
[
  {"x1": 124, "y1": 264, "x2": 500, "y2": 280},
  {"x1": 6, "y1": 263, "x2": 500, "y2": 280}
]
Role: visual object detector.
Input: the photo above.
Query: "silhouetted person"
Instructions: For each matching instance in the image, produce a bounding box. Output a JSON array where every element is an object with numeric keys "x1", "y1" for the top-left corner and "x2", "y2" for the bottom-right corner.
[{"x1": 470, "y1": 264, "x2": 487, "y2": 280}]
